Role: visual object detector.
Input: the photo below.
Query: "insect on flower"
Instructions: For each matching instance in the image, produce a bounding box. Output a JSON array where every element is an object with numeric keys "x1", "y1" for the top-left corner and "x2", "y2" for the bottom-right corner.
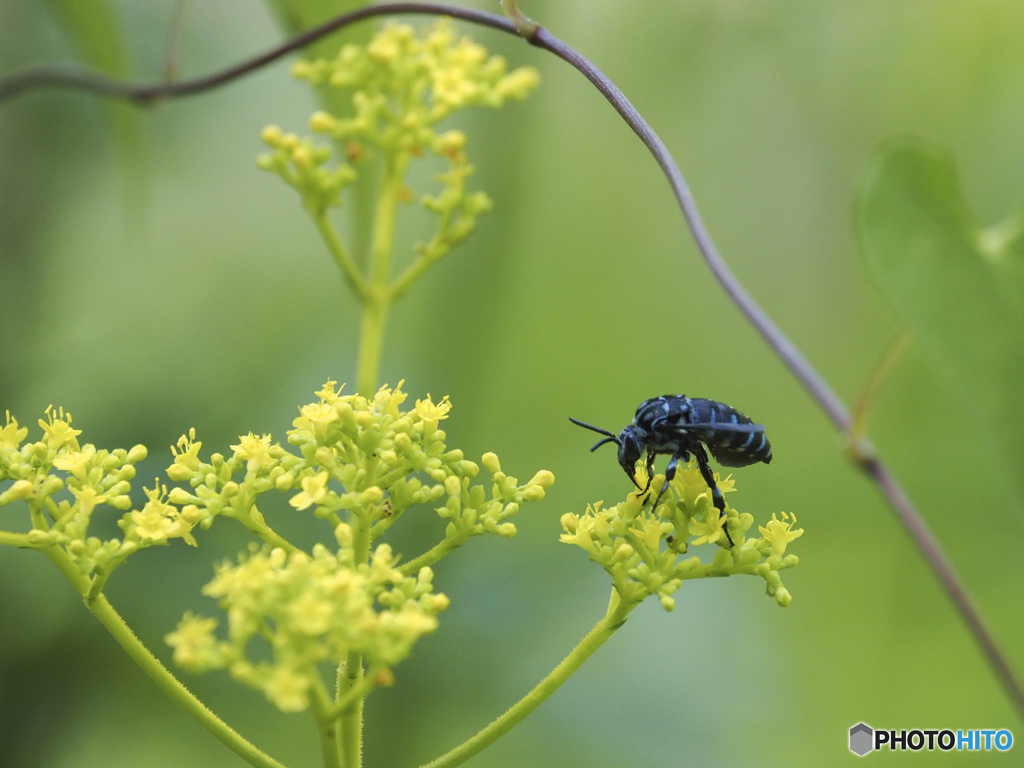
[{"x1": 570, "y1": 395, "x2": 772, "y2": 546}]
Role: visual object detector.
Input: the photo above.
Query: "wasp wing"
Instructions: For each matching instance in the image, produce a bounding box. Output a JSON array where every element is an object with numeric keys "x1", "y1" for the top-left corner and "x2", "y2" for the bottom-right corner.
[{"x1": 679, "y1": 422, "x2": 772, "y2": 468}]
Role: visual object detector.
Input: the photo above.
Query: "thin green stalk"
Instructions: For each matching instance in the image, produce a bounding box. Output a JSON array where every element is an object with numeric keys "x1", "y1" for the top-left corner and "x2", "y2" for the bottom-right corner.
[
  {"x1": 232, "y1": 503, "x2": 302, "y2": 555},
  {"x1": 398, "y1": 536, "x2": 465, "y2": 577},
  {"x1": 420, "y1": 589, "x2": 633, "y2": 768},
  {"x1": 40, "y1": 546, "x2": 290, "y2": 768},
  {"x1": 388, "y1": 254, "x2": 432, "y2": 301},
  {"x1": 0, "y1": 531, "x2": 35, "y2": 547},
  {"x1": 355, "y1": 297, "x2": 387, "y2": 399},
  {"x1": 315, "y1": 213, "x2": 369, "y2": 302},
  {"x1": 309, "y1": 677, "x2": 343, "y2": 768},
  {"x1": 326, "y1": 665, "x2": 381, "y2": 721},
  {"x1": 355, "y1": 154, "x2": 407, "y2": 397},
  {"x1": 338, "y1": 519, "x2": 372, "y2": 768}
]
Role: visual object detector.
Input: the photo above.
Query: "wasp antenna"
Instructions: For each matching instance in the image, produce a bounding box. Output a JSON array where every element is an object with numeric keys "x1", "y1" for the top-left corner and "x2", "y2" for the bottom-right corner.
[
  {"x1": 569, "y1": 417, "x2": 618, "y2": 439},
  {"x1": 589, "y1": 436, "x2": 618, "y2": 452}
]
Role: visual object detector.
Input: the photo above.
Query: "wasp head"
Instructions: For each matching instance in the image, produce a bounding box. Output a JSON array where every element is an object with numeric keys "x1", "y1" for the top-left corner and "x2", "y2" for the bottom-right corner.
[
  {"x1": 616, "y1": 425, "x2": 646, "y2": 488},
  {"x1": 569, "y1": 417, "x2": 647, "y2": 490}
]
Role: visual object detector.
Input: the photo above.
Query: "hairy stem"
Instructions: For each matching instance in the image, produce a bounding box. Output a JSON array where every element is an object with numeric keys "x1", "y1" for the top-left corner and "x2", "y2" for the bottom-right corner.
[
  {"x1": 398, "y1": 535, "x2": 465, "y2": 577},
  {"x1": 337, "y1": 518, "x2": 372, "y2": 768},
  {"x1": 40, "y1": 546, "x2": 290, "y2": 768},
  {"x1": 309, "y1": 678, "x2": 343, "y2": 768},
  {"x1": 420, "y1": 589, "x2": 632, "y2": 768}
]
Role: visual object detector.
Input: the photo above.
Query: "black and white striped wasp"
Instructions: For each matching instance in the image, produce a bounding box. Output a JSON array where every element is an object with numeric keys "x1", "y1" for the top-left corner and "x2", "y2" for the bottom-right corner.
[{"x1": 570, "y1": 395, "x2": 772, "y2": 546}]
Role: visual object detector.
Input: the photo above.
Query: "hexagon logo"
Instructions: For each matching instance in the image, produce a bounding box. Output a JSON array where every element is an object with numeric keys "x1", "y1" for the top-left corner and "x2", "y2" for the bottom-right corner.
[{"x1": 849, "y1": 723, "x2": 874, "y2": 756}]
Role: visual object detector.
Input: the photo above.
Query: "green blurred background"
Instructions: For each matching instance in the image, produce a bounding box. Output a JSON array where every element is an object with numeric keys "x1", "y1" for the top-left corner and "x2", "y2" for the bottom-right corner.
[{"x1": 2, "y1": 0, "x2": 1024, "y2": 765}]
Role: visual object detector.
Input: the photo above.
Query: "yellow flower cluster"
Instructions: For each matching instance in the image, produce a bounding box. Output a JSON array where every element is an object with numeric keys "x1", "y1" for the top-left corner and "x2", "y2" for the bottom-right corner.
[
  {"x1": 256, "y1": 126, "x2": 357, "y2": 217},
  {"x1": 159, "y1": 380, "x2": 553, "y2": 711},
  {"x1": 293, "y1": 19, "x2": 539, "y2": 152},
  {"x1": 258, "y1": 20, "x2": 538, "y2": 293},
  {"x1": 0, "y1": 407, "x2": 201, "y2": 578},
  {"x1": 166, "y1": 543, "x2": 447, "y2": 712},
  {"x1": 561, "y1": 459, "x2": 802, "y2": 609}
]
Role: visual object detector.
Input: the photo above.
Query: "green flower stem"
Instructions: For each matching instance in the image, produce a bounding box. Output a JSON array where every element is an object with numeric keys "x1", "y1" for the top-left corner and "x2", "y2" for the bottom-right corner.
[
  {"x1": 327, "y1": 665, "x2": 382, "y2": 721},
  {"x1": 355, "y1": 154, "x2": 407, "y2": 398},
  {"x1": 622, "y1": 530, "x2": 657, "y2": 569},
  {"x1": 232, "y1": 507, "x2": 301, "y2": 554},
  {"x1": 39, "y1": 545, "x2": 290, "y2": 768},
  {"x1": 0, "y1": 530, "x2": 35, "y2": 547},
  {"x1": 398, "y1": 535, "x2": 465, "y2": 577},
  {"x1": 389, "y1": 252, "x2": 436, "y2": 302},
  {"x1": 419, "y1": 589, "x2": 634, "y2": 768},
  {"x1": 315, "y1": 213, "x2": 369, "y2": 302},
  {"x1": 338, "y1": 518, "x2": 373, "y2": 768},
  {"x1": 28, "y1": 500, "x2": 48, "y2": 532},
  {"x1": 309, "y1": 678, "x2": 343, "y2": 768}
]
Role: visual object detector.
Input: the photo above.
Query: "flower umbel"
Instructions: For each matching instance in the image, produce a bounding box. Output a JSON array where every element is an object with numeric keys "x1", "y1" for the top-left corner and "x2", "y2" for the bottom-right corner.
[
  {"x1": 157, "y1": 380, "x2": 554, "y2": 712},
  {"x1": 561, "y1": 459, "x2": 801, "y2": 609}
]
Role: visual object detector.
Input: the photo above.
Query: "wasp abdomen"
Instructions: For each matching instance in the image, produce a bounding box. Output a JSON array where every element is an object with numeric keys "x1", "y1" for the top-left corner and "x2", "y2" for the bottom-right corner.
[{"x1": 687, "y1": 397, "x2": 772, "y2": 467}]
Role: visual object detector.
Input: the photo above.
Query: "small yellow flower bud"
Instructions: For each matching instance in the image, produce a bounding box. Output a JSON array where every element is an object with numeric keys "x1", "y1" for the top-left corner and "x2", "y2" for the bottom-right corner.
[
  {"x1": 168, "y1": 488, "x2": 193, "y2": 505},
  {"x1": 109, "y1": 495, "x2": 132, "y2": 510},
  {"x1": 291, "y1": 145, "x2": 311, "y2": 167},
  {"x1": 481, "y1": 453, "x2": 501, "y2": 474},
  {"x1": 6, "y1": 480, "x2": 33, "y2": 501},
  {"x1": 528, "y1": 470, "x2": 555, "y2": 488},
  {"x1": 775, "y1": 587, "x2": 792, "y2": 607},
  {"x1": 362, "y1": 486, "x2": 384, "y2": 504},
  {"x1": 41, "y1": 476, "x2": 64, "y2": 496},
  {"x1": 444, "y1": 476, "x2": 461, "y2": 497},
  {"x1": 334, "y1": 522, "x2": 353, "y2": 548},
  {"x1": 315, "y1": 446, "x2": 337, "y2": 468},
  {"x1": 309, "y1": 110, "x2": 337, "y2": 133},
  {"x1": 181, "y1": 505, "x2": 203, "y2": 524},
  {"x1": 497, "y1": 523, "x2": 517, "y2": 538},
  {"x1": 430, "y1": 593, "x2": 450, "y2": 612},
  {"x1": 373, "y1": 669, "x2": 396, "y2": 687},
  {"x1": 379, "y1": 450, "x2": 398, "y2": 467},
  {"x1": 261, "y1": 125, "x2": 283, "y2": 146},
  {"x1": 560, "y1": 513, "x2": 577, "y2": 533},
  {"x1": 275, "y1": 472, "x2": 294, "y2": 491},
  {"x1": 613, "y1": 543, "x2": 634, "y2": 562},
  {"x1": 521, "y1": 485, "x2": 545, "y2": 502},
  {"x1": 659, "y1": 595, "x2": 676, "y2": 611},
  {"x1": 127, "y1": 445, "x2": 148, "y2": 463},
  {"x1": 167, "y1": 464, "x2": 192, "y2": 482},
  {"x1": 356, "y1": 412, "x2": 373, "y2": 429},
  {"x1": 26, "y1": 529, "x2": 49, "y2": 545},
  {"x1": 435, "y1": 129, "x2": 467, "y2": 154},
  {"x1": 120, "y1": 540, "x2": 139, "y2": 557},
  {"x1": 223, "y1": 482, "x2": 241, "y2": 498}
]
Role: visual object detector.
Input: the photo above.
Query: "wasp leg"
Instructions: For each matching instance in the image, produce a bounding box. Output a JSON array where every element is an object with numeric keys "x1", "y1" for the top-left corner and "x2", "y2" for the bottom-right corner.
[
  {"x1": 651, "y1": 451, "x2": 686, "y2": 510},
  {"x1": 693, "y1": 446, "x2": 735, "y2": 547},
  {"x1": 644, "y1": 451, "x2": 655, "y2": 492}
]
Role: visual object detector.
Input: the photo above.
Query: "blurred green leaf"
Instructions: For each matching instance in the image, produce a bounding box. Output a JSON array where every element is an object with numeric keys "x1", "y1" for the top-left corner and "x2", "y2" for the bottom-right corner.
[
  {"x1": 44, "y1": 0, "x2": 144, "y2": 166},
  {"x1": 859, "y1": 138, "x2": 1024, "y2": 491}
]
